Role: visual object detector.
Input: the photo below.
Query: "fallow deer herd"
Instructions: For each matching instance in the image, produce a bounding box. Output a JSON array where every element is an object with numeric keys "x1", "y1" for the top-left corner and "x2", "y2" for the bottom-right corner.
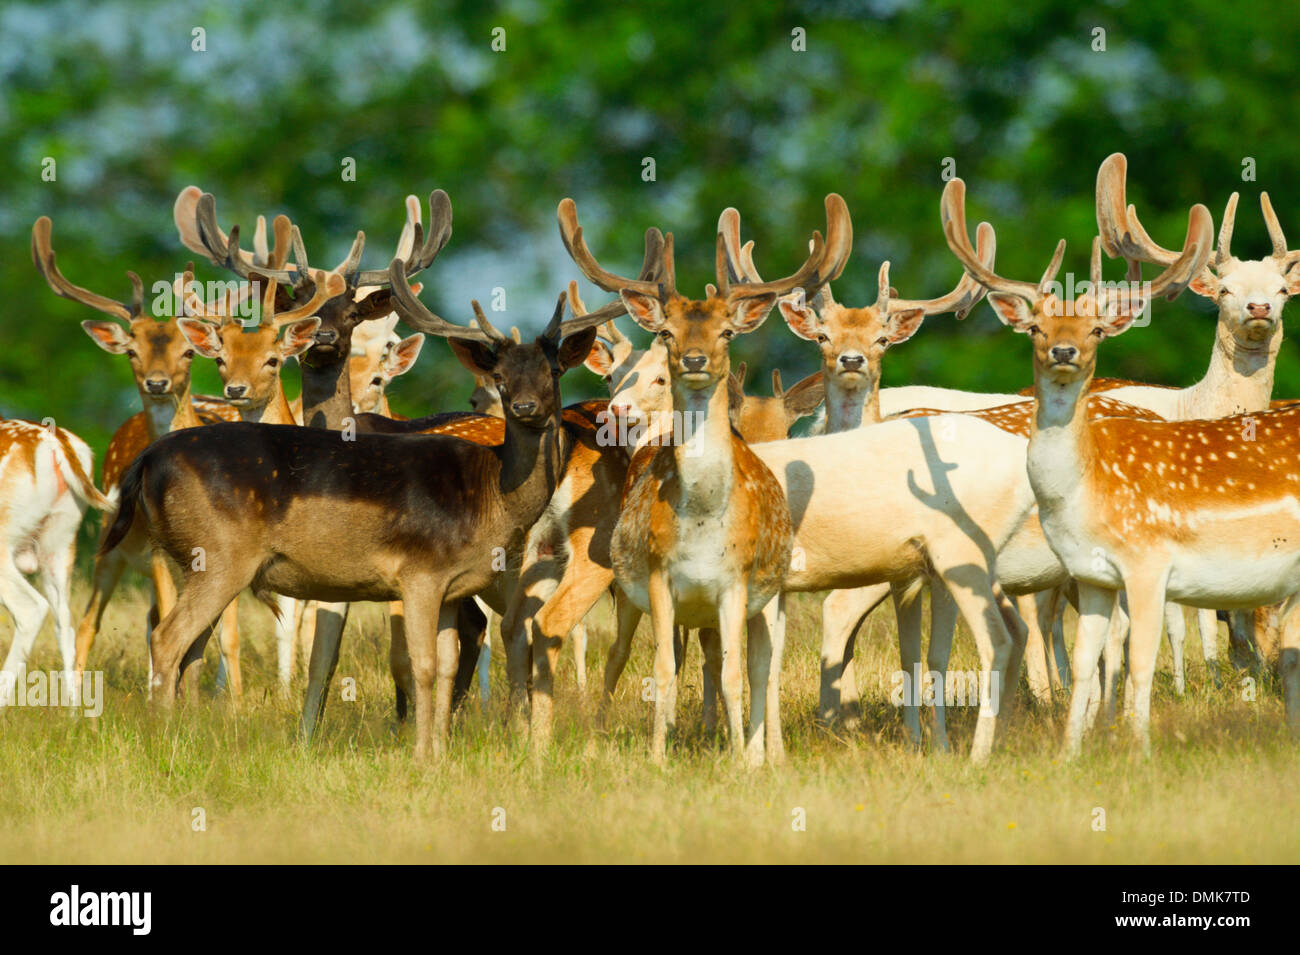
[{"x1": 4, "y1": 153, "x2": 1299, "y2": 766}]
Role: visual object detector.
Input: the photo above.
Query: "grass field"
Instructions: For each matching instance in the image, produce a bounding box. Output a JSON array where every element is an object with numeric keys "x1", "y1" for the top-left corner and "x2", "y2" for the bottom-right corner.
[{"x1": 2, "y1": 579, "x2": 1297, "y2": 864}]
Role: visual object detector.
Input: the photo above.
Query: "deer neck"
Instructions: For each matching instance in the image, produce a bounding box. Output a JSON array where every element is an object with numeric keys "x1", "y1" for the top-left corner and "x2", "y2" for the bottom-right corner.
[
  {"x1": 375, "y1": 394, "x2": 393, "y2": 418},
  {"x1": 823, "y1": 373, "x2": 880, "y2": 433},
  {"x1": 497, "y1": 413, "x2": 566, "y2": 525},
  {"x1": 671, "y1": 377, "x2": 735, "y2": 513},
  {"x1": 140, "y1": 383, "x2": 202, "y2": 439},
  {"x1": 1185, "y1": 319, "x2": 1281, "y2": 415},
  {"x1": 299, "y1": 349, "x2": 354, "y2": 429},
  {"x1": 241, "y1": 385, "x2": 297, "y2": 426},
  {"x1": 1028, "y1": 366, "x2": 1096, "y2": 511}
]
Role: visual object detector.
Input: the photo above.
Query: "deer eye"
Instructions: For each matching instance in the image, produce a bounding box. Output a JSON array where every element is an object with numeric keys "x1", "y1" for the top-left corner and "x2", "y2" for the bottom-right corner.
[
  {"x1": 214, "y1": 356, "x2": 225, "y2": 367},
  {"x1": 816, "y1": 334, "x2": 829, "y2": 344},
  {"x1": 720, "y1": 328, "x2": 735, "y2": 340},
  {"x1": 657, "y1": 330, "x2": 672, "y2": 342},
  {"x1": 492, "y1": 373, "x2": 504, "y2": 384},
  {"x1": 1026, "y1": 325, "x2": 1042, "y2": 337},
  {"x1": 653, "y1": 376, "x2": 666, "y2": 386},
  {"x1": 371, "y1": 376, "x2": 383, "y2": 386},
  {"x1": 182, "y1": 349, "x2": 195, "y2": 359},
  {"x1": 875, "y1": 336, "x2": 889, "y2": 347},
  {"x1": 266, "y1": 357, "x2": 280, "y2": 368},
  {"x1": 1090, "y1": 327, "x2": 1106, "y2": 338}
]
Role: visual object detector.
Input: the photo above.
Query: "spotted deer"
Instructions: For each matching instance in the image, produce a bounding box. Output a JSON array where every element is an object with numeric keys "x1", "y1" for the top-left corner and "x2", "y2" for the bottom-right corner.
[
  {"x1": 1096, "y1": 152, "x2": 1300, "y2": 687},
  {"x1": 31, "y1": 215, "x2": 252, "y2": 690},
  {"x1": 0, "y1": 419, "x2": 111, "y2": 702},
  {"x1": 555, "y1": 198, "x2": 856, "y2": 765},
  {"x1": 176, "y1": 269, "x2": 348, "y2": 687},
  {"x1": 936, "y1": 175, "x2": 1296, "y2": 757}
]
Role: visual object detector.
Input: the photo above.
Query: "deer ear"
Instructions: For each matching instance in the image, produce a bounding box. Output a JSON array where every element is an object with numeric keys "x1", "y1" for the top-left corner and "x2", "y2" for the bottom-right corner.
[
  {"x1": 584, "y1": 338, "x2": 615, "y2": 377},
  {"x1": 620, "y1": 290, "x2": 665, "y2": 332},
  {"x1": 782, "y1": 371, "x2": 825, "y2": 420},
  {"x1": 884, "y1": 307, "x2": 926, "y2": 344},
  {"x1": 986, "y1": 294, "x2": 1036, "y2": 332},
  {"x1": 1189, "y1": 273, "x2": 1220, "y2": 299},
  {"x1": 448, "y1": 338, "x2": 499, "y2": 375},
  {"x1": 779, "y1": 294, "x2": 822, "y2": 341},
  {"x1": 175, "y1": 318, "x2": 224, "y2": 359},
  {"x1": 1287, "y1": 268, "x2": 1300, "y2": 298},
  {"x1": 558, "y1": 326, "x2": 601, "y2": 371},
  {"x1": 384, "y1": 333, "x2": 424, "y2": 377},
  {"x1": 731, "y1": 293, "x2": 778, "y2": 334},
  {"x1": 1099, "y1": 293, "x2": 1146, "y2": 337},
  {"x1": 279, "y1": 318, "x2": 321, "y2": 358},
  {"x1": 81, "y1": 320, "x2": 133, "y2": 354}
]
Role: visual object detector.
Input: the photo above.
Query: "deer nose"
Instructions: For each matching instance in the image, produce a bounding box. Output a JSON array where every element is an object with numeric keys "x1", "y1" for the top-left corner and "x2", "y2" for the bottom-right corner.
[
  {"x1": 313, "y1": 329, "x2": 338, "y2": 345},
  {"x1": 1247, "y1": 302, "x2": 1272, "y2": 319},
  {"x1": 511, "y1": 400, "x2": 537, "y2": 417},
  {"x1": 1049, "y1": 345, "x2": 1078, "y2": 364},
  {"x1": 143, "y1": 377, "x2": 170, "y2": 395},
  {"x1": 838, "y1": 353, "x2": 865, "y2": 371},
  {"x1": 681, "y1": 353, "x2": 707, "y2": 373},
  {"x1": 225, "y1": 384, "x2": 247, "y2": 399}
]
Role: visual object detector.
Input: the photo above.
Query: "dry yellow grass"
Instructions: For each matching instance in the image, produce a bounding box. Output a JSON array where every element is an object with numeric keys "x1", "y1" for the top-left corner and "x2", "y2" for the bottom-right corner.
[{"x1": 1, "y1": 580, "x2": 1297, "y2": 864}]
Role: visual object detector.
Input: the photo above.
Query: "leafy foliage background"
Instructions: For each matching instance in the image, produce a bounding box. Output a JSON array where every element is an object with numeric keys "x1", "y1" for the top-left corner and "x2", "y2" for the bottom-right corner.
[{"x1": 3, "y1": 0, "x2": 1299, "y2": 453}]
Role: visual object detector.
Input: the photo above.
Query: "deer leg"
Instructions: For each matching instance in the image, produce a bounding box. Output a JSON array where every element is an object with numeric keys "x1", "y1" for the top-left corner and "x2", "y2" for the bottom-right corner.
[
  {"x1": 1163, "y1": 603, "x2": 1187, "y2": 696},
  {"x1": 273, "y1": 595, "x2": 299, "y2": 691},
  {"x1": 1049, "y1": 588, "x2": 1071, "y2": 688},
  {"x1": 1197, "y1": 608, "x2": 1221, "y2": 687},
  {"x1": 150, "y1": 573, "x2": 248, "y2": 707},
  {"x1": 698, "y1": 627, "x2": 722, "y2": 737},
  {"x1": 450, "y1": 598, "x2": 487, "y2": 713},
  {"x1": 299, "y1": 602, "x2": 349, "y2": 742},
  {"x1": 214, "y1": 599, "x2": 241, "y2": 699},
  {"x1": 389, "y1": 600, "x2": 412, "y2": 723},
  {"x1": 927, "y1": 582, "x2": 959, "y2": 752},
  {"x1": 600, "y1": 588, "x2": 642, "y2": 730},
  {"x1": 1228, "y1": 610, "x2": 1262, "y2": 672},
  {"x1": 819, "y1": 583, "x2": 890, "y2": 727},
  {"x1": 1017, "y1": 592, "x2": 1053, "y2": 705},
  {"x1": 1122, "y1": 572, "x2": 1170, "y2": 756},
  {"x1": 73, "y1": 545, "x2": 127, "y2": 674},
  {"x1": 0, "y1": 554, "x2": 52, "y2": 706},
  {"x1": 1061, "y1": 583, "x2": 1117, "y2": 760},
  {"x1": 475, "y1": 597, "x2": 493, "y2": 708},
  {"x1": 647, "y1": 570, "x2": 678, "y2": 764},
  {"x1": 36, "y1": 534, "x2": 77, "y2": 690},
  {"x1": 1099, "y1": 592, "x2": 1130, "y2": 727},
  {"x1": 529, "y1": 560, "x2": 612, "y2": 749},
  {"x1": 1278, "y1": 595, "x2": 1300, "y2": 737},
  {"x1": 396, "y1": 582, "x2": 449, "y2": 760},
  {"x1": 995, "y1": 582, "x2": 1030, "y2": 723},
  {"x1": 755, "y1": 593, "x2": 786, "y2": 764},
  {"x1": 709, "y1": 584, "x2": 746, "y2": 766},
  {"x1": 891, "y1": 577, "x2": 926, "y2": 748},
  {"x1": 935, "y1": 570, "x2": 1015, "y2": 764}
]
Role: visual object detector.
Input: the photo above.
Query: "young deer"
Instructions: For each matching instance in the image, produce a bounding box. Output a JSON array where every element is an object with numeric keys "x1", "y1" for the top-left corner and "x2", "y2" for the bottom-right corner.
[
  {"x1": 0, "y1": 419, "x2": 111, "y2": 703},
  {"x1": 348, "y1": 315, "x2": 426, "y2": 417},
  {"x1": 31, "y1": 216, "x2": 252, "y2": 689},
  {"x1": 554, "y1": 196, "x2": 850, "y2": 764},
  {"x1": 103, "y1": 269, "x2": 604, "y2": 758},
  {"x1": 937, "y1": 176, "x2": 1285, "y2": 756}
]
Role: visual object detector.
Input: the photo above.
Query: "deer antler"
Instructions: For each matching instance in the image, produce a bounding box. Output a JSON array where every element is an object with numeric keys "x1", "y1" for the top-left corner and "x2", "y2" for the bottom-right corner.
[
  {"x1": 32, "y1": 217, "x2": 143, "y2": 321},
  {"x1": 887, "y1": 220, "x2": 997, "y2": 320},
  {"x1": 558, "y1": 200, "x2": 668, "y2": 298},
  {"x1": 941, "y1": 179, "x2": 1047, "y2": 301},
  {"x1": 1097, "y1": 153, "x2": 1227, "y2": 282},
  {"x1": 715, "y1": 195, "x2": 852, "y2": 302}
]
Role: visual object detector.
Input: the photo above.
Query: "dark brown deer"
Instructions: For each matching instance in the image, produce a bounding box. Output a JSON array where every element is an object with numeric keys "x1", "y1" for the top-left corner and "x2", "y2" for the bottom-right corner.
[
  {"x1": 102, "y1": 265, "x2": 612, "y2": 758},
  {"x1": 173, "y1": 186, "x2": 463, "y2": 737}
]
